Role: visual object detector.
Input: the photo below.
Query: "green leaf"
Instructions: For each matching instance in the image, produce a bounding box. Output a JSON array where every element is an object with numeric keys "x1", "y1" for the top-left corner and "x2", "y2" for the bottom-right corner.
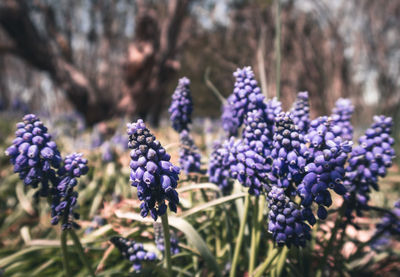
[
  {"x1": 177, "y1": 183, "x2": 222, "y2": 196},
  {"x1": 115, "y1": 211, "x2": 222, "y2": 276},
  {"x1": 181, "y1": 192, "x2": 246, "y2": 218}
]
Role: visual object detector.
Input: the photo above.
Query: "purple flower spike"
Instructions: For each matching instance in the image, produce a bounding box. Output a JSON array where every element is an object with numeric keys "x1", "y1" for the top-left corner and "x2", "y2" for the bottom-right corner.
[
  {"x1": 127, "y1": 119, "x2": 180, "y2": 221},
  {"x1": 344, "y1": 115, "x2": 395, "y2": 219},
  {"x1": 5, "y1": 114, "x2": 62, "y2": 197},
  {"x1": 168, "y1": 77, "x2": 193, "y2": 132},
  {"x1": 267, "y1": 187, "x2": 311, "y2": 247},
  {"x1": 298, "y1": 116, "x2": 352, "y2": 221},
  {"x1": 331, "y1": 98, "x2": 354, "y2": 141},
  {"x1": 51, "y1": 153, "x2": 88, "y2": 230},
  {"x1": 291, "y1": 91, "x2": 310, "y2": 134},
  {"x1": 179, "y1": 130, "x2": 201, "y2": 175},
  {"x1": 110, "y1": 237, "x2": 157, "y2": 272},
  {"x1": 208, "y1": 140, "x2": 235, "y2": 194}
]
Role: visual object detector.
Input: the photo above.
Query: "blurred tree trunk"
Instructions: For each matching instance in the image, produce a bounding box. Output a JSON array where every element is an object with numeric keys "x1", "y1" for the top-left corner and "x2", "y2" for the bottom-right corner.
[
  {"x1": 0, "y1": 0, "x2": 112, "y2": 124},
  {"x1": 119, "y1": 0, "x2": 189, "y2": 126},
  {"x1": 0, "y1": 0, "x2": 190, "y2": 126}
]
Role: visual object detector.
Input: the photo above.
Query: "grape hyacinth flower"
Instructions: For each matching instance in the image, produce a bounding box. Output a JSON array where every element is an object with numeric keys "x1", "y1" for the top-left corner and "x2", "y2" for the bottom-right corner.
[
  {"x1": 291, "y1": 91, "x2": 310, "y2": 134},
  {"x1": 227, "y1": 66, "x2": 265, "y2": 129},
  {"x1": 376, "y1": 201, "x2": 400, "y2": 235},
  {"x1": 221, "y1": 95, "x2": 241, "y2": 137},
  {"x1": 344, "y1": 116, "x2": 395, "y2": 218},
  {"x1": 179, "y1": 130, "x2": 201, "y2": 175},
  {"x1": 331, "y1": 98, "x2": 354, "y2": 141},
  {"x1": 127, "y1": 119, "x2": 180, "y2": 221},
  {"x1": 267, "y1": 187, "x2": 311, "y2": 247},
  {"x1": 243, "y1": 109, "x2": 273, "y2": 159},
  {"x1": 5, "y1": 114, "x2": 62, "y2": 196},
  {"x1": 51, "y1": 153, "x2": 88, "y2": 229},
  {"x1": 268, "y1": 113, "x2": 307, "y2": 192},
  {"x1": 168, "y1": 77, "x2": 193, "y2": 132},
  {"x1": 208, "y1": 141, "x2": 234, "y2": 194},
  {"x1": 298, "y1": 116, "x2": 352, "y2": 221},
  {"x1": 229, "y1": 138, "x2": 268, "y2": 196},
  {"x1": 154, "y1": 222, "x2": 180, "y2": 255},
  {"x1": 110, "y1": 237, "x2": 157, "y2": 272}
]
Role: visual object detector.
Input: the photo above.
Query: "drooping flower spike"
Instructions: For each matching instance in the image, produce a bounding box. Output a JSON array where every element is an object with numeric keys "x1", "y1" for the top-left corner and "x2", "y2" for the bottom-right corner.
[
  {"x1": 110, "y1": 237, "x2": 157, "y2": 272},
  {"x1": 127, "y1": 119, "x2": 180, "y2": 221},
  {"x1": 5, "y1": 114, "x2": 62, "y2": 197},
  {"x1": 168, "y1": 77, "x2": 193, "y2": 132}
]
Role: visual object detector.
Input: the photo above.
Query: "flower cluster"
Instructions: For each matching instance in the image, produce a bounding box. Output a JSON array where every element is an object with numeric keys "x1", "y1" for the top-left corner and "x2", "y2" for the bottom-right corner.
[
  {"x1": 221, "y1": 95, "x2": 241, "y2": 137},
  {"x1": 243, "y1": 109, "x2": 273, "y2": 158},
  {"x1": 298, "y1": 116, "x2": 352, "y2": 221},
  {"x1": 179, "y1": 130, "x2": 201, "y2": 175},
  {"x1": 291, "y1": 91, "x2": 310, "y2": 134},
  {"x1": 267, "y1": 187, "x2": 311, "y2": 247},
  {"x1": 230, "y1": 138, "x2": 268, "y2": 196},
  {"x1": 227, "y1": 67, "x2": 264, "y2": 130},
  {"x1": 110, "y1": 237, "x2": 157, "y2": 272},
  {"x1": 331, "y1": 98, "x2": 354, "y2": 141},
  {"x1": 344, "y1": 115, "x2": 395, "y2": 217},
  {"x1": 208, "y1": 141, "x2": 234, "y2": 194},
  {"x1": 154, "y1": 222, "x2": 180, "y2": 255},
  {"x1": 268, "y1": 113, "x2": 307, "y2": 192},
  {"x1": 51, "y1": 153, "x2": 88, "y2": 229},
  {"x1": 127, "y1": 119, "x2": 180, "y2": 220},
  {"x1": 168, "y1": 77, "x2": 193, "y2": 132},
  {"x1": 5, "y1": 114, "x2": 62, "y2": 197}
]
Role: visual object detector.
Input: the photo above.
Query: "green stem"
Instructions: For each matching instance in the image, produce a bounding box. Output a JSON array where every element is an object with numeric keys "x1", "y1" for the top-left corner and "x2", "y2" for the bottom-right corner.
[
  {"x1": 276, "y1": 246, "x2": 289, "y2": 277},
  {"x1": 161, "y1": 213, "x2": 173, "y2": 277},
  {"x1": 61, "y1": 230, "x2": 72, "y2": 277},
  {"x1": 275, "y1": 0, "x2": 281, "y2": 100},
  {"x1": 249, "y1": 196, "x2": 259, "y2": 275},
  {"x1": 230, "y1": 193, "x2": 251, "y2": 277},
  {"x1": 255, "y1": 196, "x2": 266, "y2": 247},
  {"x1": 253, "y1": 247, "x2": 280, "y2": 277},
  {"x1": 68, "y1": 229, "x2": 95, "y2": 277}
]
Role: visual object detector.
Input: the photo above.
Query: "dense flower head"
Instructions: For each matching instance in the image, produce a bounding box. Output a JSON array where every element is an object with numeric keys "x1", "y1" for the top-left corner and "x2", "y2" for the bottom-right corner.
[
  {"x1": 179, "y1": 130, "x2": 201, "y2": 174},
  {"x1": 331, "y1": 98, "x2": 354, "y2": 141},
  {"x1": 344, "y1": 115, "x2": 395, "y2": 217},
  {"x1": 298, "y1": 116, "x2": 352, "y2": 221},
  {"x1": 110, "y1": 237, "x2": 157, "y2": 272},
  {"x1": 291, "y1": 91, "x2": 310, "y2": 134},
  {"x1": 267, "y1": 187, "x2": 311, "y2": 247},
  {"x1": 127, "y1": 119, "x2": 180, "y2": 221},
  {"x1": 5, "y1": 114, "x2": 62, "y2": 196},
  {"x1": 154, "y1": 222, "x2": 180, "y2": 255},
  {"x1": 264, "y1": 97, "x2": 282, "y2": 127},
  {"x1": 51, "y1": 153, "x2": 88, "y2": 229},
  {"x1": 229, "y1": 137, "x2": 268, "y2": 195},
  {"x1": 228, "y1": 66, "x2": 265, "y2": 130},
  {"x1": 208, "y1": 141, "x2": 234, "y2": 194},
  {"x1": 243, "y1": 109, "x2": 273, "y2": 157},
  {"x1": 268, "y1": 112, "x2": 307, "y2": 192},
  {"x1": 168, "y1": 77, "x2": 193, "y2": 132},
  {"x1": 221, "y1": 95, "x2": 241, "y2": 137}
]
